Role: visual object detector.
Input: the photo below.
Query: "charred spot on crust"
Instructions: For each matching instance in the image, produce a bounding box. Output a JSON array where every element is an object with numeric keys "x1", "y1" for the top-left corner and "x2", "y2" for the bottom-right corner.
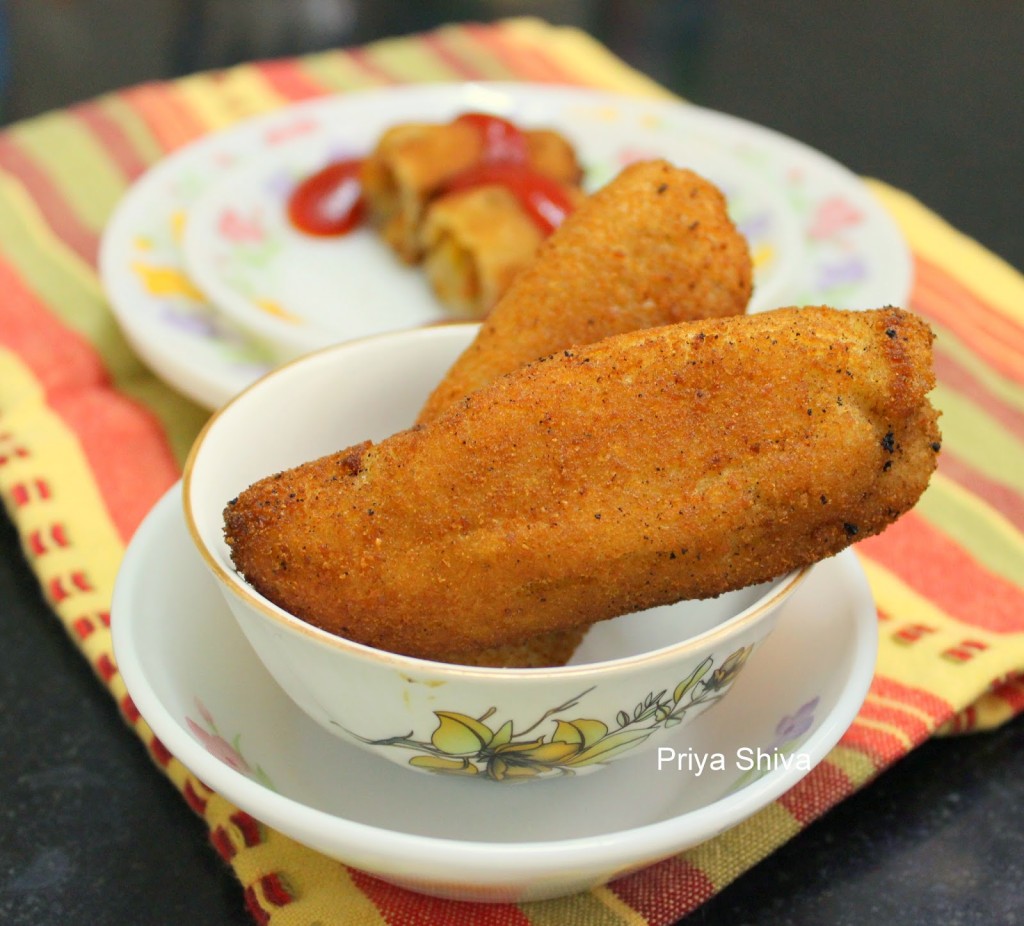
[
  {"x1": 844, "y1": 523, "x2": 859, "y2": 537},
  {"x1": 881, "y1": 430, "x2": 896, "y2": 453},
  {"x1": 338, "y1": 441, "x2": 371, "y2": 477}
]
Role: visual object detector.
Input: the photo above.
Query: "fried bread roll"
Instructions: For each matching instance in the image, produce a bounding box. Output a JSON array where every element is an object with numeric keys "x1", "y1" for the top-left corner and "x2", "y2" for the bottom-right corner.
[
  {"x1": 225, "y1": 306, "x2": 940, "y2": 664},
  {"x1": 361, "y1": 121, "x2": 580, "y2": 263},
  {"x1": 416, "y1": 158, "x2": 753, "y2": 423},
  {"x1": 420, "y1": 182, "x2": 586, "y2": 319}
]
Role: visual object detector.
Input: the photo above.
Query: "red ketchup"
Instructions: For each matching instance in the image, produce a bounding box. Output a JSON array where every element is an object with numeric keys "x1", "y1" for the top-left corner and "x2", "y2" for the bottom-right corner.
[
  {"x1": 442, "y1": 162, "x2": 575, "y2": 235},
  {"x1": 285, "y1": 112, "x2": 574, "y2": 238},
  {"x1": 453, "y1": 112, "x2": 529, "y2": 165},
  {"x1": 286, "y1": 158, "x2": 365, "y2": 237}
]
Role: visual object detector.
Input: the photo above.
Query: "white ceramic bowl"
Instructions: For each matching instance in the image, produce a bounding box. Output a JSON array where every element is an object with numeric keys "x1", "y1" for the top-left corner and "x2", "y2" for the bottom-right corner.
[{"x1": 183, "y1": 325, "x2": 807, "y2": 781}]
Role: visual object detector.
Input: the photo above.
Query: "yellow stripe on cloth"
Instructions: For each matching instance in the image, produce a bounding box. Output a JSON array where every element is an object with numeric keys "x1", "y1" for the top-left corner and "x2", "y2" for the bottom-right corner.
[
  {"x1": 865, "y1": 558, "x2": 1024, "y2": 706},
  {"x1": 867, "y1": 180, "x2": 1024, "y2": 325},
  {"x1": 5, "y1": 114, "x2": 128, "y2": 234},
  {"x1": 682, "y1": 801, "x2": 802, "y2": 889},
  {"x1": 529, "y1": 887, "x2": 646, "y2": 925},
  {"x1": 930, "y1": 386, "x2": 1024, "y2": 494},
  {"x1": 172, "y1": 65, "x2": 292, "y2": 132},
  {"x1": 292, "y1": 49, "x2": 396, "y2": 93},
  {"x1": 915, "y1": 472, "x2": 1024, "y2": 584},
  {"x1": 827, "y1": 744, "x2": 885, "y2": 784},
  {"x1": 0, "y1": 173, "x2": 208, "y2": 467},
  {"x1": 501, "y1": 18, "x2": 676, "y2": 98},
  {"x1": 0, "y1": 348, "x2": 123, "y2": 639}
]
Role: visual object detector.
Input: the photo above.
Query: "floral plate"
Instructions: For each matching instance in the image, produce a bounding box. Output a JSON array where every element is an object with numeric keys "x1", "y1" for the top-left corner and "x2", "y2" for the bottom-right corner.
[
  {"x1": 99, "y1": 82, "x2": 911, "y2": 409},
  {"x1": 111, "y1": 484, "x2": 877, "y2": 903},
  {"x1": 178, "y1": 105, "x2": 799, "y2": 359}
]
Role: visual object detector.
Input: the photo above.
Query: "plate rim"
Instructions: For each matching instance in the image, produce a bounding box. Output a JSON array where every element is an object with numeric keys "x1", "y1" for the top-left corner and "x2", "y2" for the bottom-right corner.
[
  {"x1": 99, "y1": 81, "x2": 913, "y2": 410},
  {"x1": 112, "y1": 481, "x2": 878, "y2": 888}
]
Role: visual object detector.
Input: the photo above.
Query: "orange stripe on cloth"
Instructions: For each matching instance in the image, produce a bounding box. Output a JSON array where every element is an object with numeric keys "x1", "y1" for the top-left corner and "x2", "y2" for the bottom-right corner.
[
  {"x1": 608, "y1": 854, "x2": 717, "y2": 923},
  {"x1": 0, "y1": 257, "x2": 178, "y2": 540},
  {"x1": 857, "y1": 511, "x2": 1024, "y2": 634},
  {"x1": 912, "y1": 255, "x2": 1024, "y2": 384},
  {"x1": 838, "y1": 720, "x2": 916, "y2": 766},
  {"x1": 869, "y1": 675, "x2": 955, "y2": 725},
  {"x1": 347, "y1": 867, "x2": 533, "y2": 924},
  {"x1": 119, "y1": 81, "x2": 210, "y2": 152},
  {"x1": 252, "y1": 58, "x2": 334, "y2": 102},
  {"x1": 0, "y1": 136, "x2": 99, "y2": 265},
  {"x1": 856, "y1": 700, "x2": 935, "y2": 744},
  {"x1": 463, "y1": 22, "x2": 591, "y2": 85}
]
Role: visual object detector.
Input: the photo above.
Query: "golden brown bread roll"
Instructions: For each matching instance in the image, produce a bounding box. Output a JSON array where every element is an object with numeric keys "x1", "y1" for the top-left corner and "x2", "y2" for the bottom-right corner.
[
  {"x1": 224, "y1": 305, "x2": 940, "y2": 664},
  {"x1": 416, "y1": 158, "x2": 754, "y2": 423}
]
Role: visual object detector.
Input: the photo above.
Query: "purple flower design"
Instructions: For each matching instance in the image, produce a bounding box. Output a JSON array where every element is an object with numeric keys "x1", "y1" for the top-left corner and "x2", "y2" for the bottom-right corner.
[{"x1": 769, "y1": 697, "x2": 820, "y2": 750}]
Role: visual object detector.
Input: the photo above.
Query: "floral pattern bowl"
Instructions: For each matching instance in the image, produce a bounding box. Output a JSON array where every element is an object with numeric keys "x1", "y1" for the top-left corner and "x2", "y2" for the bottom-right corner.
[{"x1": 183, "y1": 324, "x2": 808, "y2": 780}]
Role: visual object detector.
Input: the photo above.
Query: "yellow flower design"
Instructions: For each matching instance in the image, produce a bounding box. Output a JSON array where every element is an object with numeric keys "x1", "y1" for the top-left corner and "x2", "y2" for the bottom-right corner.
[{"x1": 351, "y1": 645, "x2": 756, "y2": 780}]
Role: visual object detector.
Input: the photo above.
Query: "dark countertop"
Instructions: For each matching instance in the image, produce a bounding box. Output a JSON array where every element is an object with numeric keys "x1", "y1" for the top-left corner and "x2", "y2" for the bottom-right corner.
[{"x1": 1, "y1": 3, "x2": 1021, "y2": 924}]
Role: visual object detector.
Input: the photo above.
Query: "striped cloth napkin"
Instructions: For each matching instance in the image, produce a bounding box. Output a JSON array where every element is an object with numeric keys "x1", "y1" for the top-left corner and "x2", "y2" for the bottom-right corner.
[{"x1": 1, "y1": 17, "x2": 1021, "y2": 925}]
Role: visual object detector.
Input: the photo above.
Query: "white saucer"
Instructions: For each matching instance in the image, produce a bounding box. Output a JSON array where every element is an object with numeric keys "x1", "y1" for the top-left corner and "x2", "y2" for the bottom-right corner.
[
  {"x1": 111, "y1": 484, "x2": 877, "y2": 903},
  {"x1": 178, "y1": 100, "x2": 800, "y2": 359},
  {"x1": 99, "y1": 83, "x2": 912, "y2": 409}
]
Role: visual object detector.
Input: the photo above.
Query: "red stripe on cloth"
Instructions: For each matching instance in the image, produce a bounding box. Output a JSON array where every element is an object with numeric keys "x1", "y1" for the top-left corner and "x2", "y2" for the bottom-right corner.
[
  {"x1": 933, "y1": 344, "x2": 1024, "y2": 438},
  {"x1": 48, "y1": 388, "x2": 178, "y2": 540},
  {"x1": 993, "y1": 677, "x2": 1024, "y2": 714},
  {"x1": 253, "y1": 59, "x2": 331, "y2": 102},
  {"x1": 347, "y1": 868, "x2": 532, "y2": 925},
  {"x1": 838, "y1": 721, "x2": 911, "y2": 766},
  {"x1": 0, "y1": 257, "x2": 179, "y2": 540},
  {"x1": 776, "y1": 760, "x2": 855, "y2": 826},
  {"x1": 420, "y1": 30, "x2": 490, "y2": 80},
  {"x1": 937, "y1": 450, "x2": 1024, "y2": 533},
  {"x1": 911, "y1": 256, "x2": 1024, "y2": 384},
  {"x1": 119, "y1": 82, "x2": 208, "y2": 152},
  {"x1": 70, "y1": 100, "x2": 151, "y2": 182},
  {"x1": 869, "y1": 675, "x2": 955, "y2": 724},
  {"x1": 243, "y1": 886, "x2": 271, "y2": 926},
  {"x1": 856, "y1": 701, "x2": 934, "y2": 744},
  {"x1": 0, "y1": 137, "x2": 99, "y2": 265},
  {"x1": 342, "y1": 47, "x2": 403, "y2": 85},
  {"x1": 609, "y1": 855, "x2": 718, "y2": 925},
  {"x1": 230, "y1": 811, "x2": 264, "y2": 848},
  {"x1": 464, "y1": 23, "x2": 587, "y2": 85},
  {"x1": 857, "y1": 511, "x2": 1024, "y2": 634}
]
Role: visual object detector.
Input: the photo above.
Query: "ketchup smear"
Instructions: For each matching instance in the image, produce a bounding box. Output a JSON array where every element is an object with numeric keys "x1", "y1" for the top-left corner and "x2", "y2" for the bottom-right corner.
[
  {"x1": 287, "y1": 158, "x2": 365, "y2": 236},
  {"x1": 441, "y1": 162, "x2": 575, "y2": 236},
  {"x1": 452, "y1": 111, "x2": 529, "y2": 164},
  {"x1": 286, "y1": 112, "x2": 575, "y2": 238}
]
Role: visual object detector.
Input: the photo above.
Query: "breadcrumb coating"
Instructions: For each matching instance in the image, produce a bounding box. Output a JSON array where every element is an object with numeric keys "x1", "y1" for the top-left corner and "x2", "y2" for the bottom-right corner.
[
  {"x1": 224, "y1": 306, "x2": 940, "y2": 663},
  {"x1": 416, "y1": 158, "x2": 753, "y2": 422}
]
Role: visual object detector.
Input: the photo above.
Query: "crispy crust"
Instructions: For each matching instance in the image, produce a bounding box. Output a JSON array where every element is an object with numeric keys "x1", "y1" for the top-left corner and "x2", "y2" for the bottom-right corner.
[
  {"x1": 224, "y1": 306, "x2": 940, "y2": 663},
  {"x1": 416, "y1": 159, "x2": 754, "y2": 422}
]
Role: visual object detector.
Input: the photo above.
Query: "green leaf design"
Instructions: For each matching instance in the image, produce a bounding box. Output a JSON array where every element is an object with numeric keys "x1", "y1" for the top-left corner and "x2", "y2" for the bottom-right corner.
[
  {"x1": 569, "y1": 728, "x2": 654, "y2": 766},
  {"x1": 673, "y1": 656, "x2": 714, "y2": 703},
  {"x1": 410, "y1": 755, "x2": 478, "y2": 775},
  {"x1": 553, "y1": 718, "x2": 608, "y2": 747},
  {"x1": 351, "y1": 648, "x2": 747, "y2": 780}
]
